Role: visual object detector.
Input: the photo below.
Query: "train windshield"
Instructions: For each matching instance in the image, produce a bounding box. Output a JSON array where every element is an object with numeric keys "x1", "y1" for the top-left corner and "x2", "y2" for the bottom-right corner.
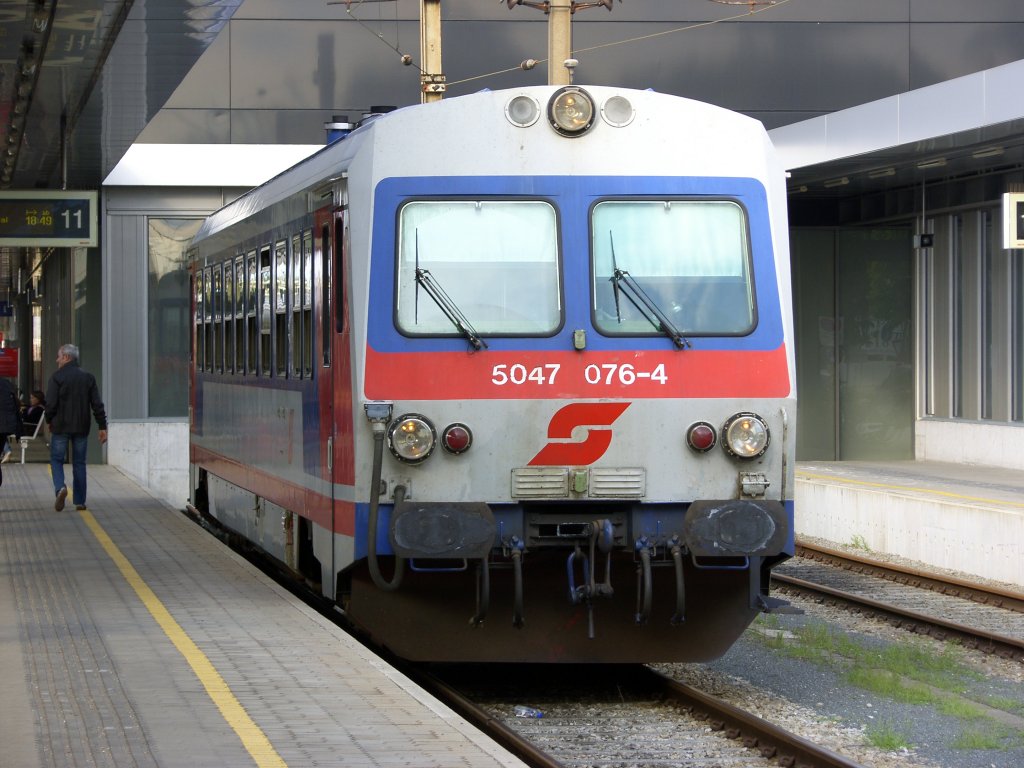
[
  {"x1": 591, "y1": 200, "x2": 755, "y2": 336},
  {"x1": 396, "y1": 200, "x2": 561, "y2": 337}
]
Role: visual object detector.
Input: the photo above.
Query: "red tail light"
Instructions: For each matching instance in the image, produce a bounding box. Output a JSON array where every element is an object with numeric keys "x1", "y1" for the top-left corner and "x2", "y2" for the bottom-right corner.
[
  {"x1": 441, "y1": 423, "x2": 472, "y2": 454},
  {"x1": 686, "y1": 422, "x2": 717, "y2": 453}
]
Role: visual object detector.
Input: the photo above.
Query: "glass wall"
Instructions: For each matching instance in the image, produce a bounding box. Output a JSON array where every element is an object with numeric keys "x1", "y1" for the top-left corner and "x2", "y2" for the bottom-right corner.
[
  {"x1": 792, "y1": 228, "x2": 914, "y2": 460},
  {"x1": 148, "y1": 218, "x2": 201, "y2": 417},
  {"x1": 922, "y1": 208, "x2": 1024, "y2": 424},
  {"x1": 792, "y1": 230, "x2": 836, "y2": 459},
  {"x1": 836, "y1": 230, "x2": 914, "y2": 459}
]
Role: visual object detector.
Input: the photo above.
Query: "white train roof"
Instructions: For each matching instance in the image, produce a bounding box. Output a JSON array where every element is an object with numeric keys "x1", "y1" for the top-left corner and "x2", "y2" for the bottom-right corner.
[{"x1": 193, "y1": 85, "x2": 778, "y2": 245}]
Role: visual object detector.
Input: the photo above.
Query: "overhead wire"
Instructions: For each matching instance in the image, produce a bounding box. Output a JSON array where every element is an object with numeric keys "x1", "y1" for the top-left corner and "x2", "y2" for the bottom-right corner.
[
  {"x1": 333, "y1": 0, "x2": 797, "y2": 90},
  {"x1": 328, "y1": 0, "x2": 427, "y2": 76},
  {"x1": 450, "y1": 0, "x2": 797, "y2": 88}
]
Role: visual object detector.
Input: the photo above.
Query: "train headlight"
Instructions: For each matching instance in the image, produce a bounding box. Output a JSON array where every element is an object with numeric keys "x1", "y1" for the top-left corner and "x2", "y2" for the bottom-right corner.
[
  {"x1": 686, "y1": 421, "x2": 717, "y2": 453},
  {"x1": 441, "y1": 423, "x2": 473, "y2": 454},
  {"x1": 388, "y1": 414, "x2": 436, "y2": 463},
  {"x1": 721, "y1": 413, "x2": 770, "y2": 459},
  {"x1": 548, "y1": 86, "x2": 595, "y2": 137},
  {"x1": 505, "y1": 94, "x2": 541, "y2": 128},
  {"x1": 600, "y1": 95, "x2": 635, "y2": 128}
]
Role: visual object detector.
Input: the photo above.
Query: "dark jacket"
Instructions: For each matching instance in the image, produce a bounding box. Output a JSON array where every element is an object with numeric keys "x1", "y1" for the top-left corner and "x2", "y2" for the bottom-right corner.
[
  {"x1": 23, "y1": 404, "x2": 44, "y2": 426},
  {"x1": 0, "y1": 378, "x2": 21, "y2": 437},
  {"x1": 45, "y1": 361, "x2": 108, "y2": 435}
]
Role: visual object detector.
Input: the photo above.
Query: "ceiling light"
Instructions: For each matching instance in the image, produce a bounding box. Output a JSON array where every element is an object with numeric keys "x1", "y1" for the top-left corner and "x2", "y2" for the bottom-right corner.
[
  {"x1": 971, "y1": 146, "x2": 1004, "y2": 159},
  {"x1": 868, "y1": 167, "x2": 895, "y2": 179},
  {"x1": 916, "y1": 157, "x2": 946, "y2": 169},
  {"x1": 823, "y1": 177, "x2": 849, "y2": 188}
]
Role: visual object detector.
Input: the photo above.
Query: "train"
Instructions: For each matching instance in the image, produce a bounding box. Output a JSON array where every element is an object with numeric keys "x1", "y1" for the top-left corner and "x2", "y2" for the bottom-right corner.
[{"x1": 187, "y1": 83, "x2": 796, "y2": 663}]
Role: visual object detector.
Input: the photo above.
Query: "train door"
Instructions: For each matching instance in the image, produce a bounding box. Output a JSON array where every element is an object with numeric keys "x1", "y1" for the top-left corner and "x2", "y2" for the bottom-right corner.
[
  {"x1": 313, "y1": 208, "x2": 336, "y2": 591},
  {"x1": 188, "y1": 261, "x2": 198, "y2": 446},
  {"x1": 313, "y1": 205, "x2": 354, "y2": 598},
  {"x1": 329, "y1": 209, "x2": 355, "y2": 494}
]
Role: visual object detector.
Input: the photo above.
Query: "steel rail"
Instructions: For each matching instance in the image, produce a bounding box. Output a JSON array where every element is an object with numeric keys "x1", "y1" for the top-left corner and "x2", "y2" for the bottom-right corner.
[
  {"x1": 638, "y1": 666, "x2": 868, "y2": 768},
  {"x1": 413, "y1": 671, "x2": 564, "y2": 768},
  {"x1": 773, "y1": 572, "x2": 1024, "y2": 662},
  {"x1": 796, "y1": 541, "x2": 1024, "y2": 613}
]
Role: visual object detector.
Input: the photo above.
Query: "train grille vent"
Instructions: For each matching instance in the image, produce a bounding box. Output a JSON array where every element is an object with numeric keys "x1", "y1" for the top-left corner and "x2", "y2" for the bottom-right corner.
[
  {"x1": 590, "y1": 467, "x2": 646, "y2": 498},
  {"x1": 511, "y1": 467, "x2": 646, "y2": 498},
  {"x1": 511, "y1": 467, "x2": 569, "y2": 498}
]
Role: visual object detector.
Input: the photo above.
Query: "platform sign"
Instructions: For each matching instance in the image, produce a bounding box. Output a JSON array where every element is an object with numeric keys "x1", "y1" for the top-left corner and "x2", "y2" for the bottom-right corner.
[
  {"x1": 0, "y1": 190, "x2": 98, "y2": 247},
  {"x1": 0, "y1": 348, "x2": 18, "y2": 378},
  {"x1": 1004, "y1": 192, "x2": 1024, "y2": 250}
]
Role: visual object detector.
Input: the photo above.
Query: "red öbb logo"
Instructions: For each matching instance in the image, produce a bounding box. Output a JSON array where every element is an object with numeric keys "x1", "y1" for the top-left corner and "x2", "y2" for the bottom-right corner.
[{"x1": 527, "y1": 402, "x2": 631, "y2": 466}]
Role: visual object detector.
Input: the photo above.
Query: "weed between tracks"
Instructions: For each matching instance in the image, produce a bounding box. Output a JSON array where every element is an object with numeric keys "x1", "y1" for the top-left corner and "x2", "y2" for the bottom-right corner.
[
  {"x1": 862, "y1": 720, "x2": 911, "y2": 751},
  {"x1": 752, "y1": 614, "x2": 1024, "y2": 753}
]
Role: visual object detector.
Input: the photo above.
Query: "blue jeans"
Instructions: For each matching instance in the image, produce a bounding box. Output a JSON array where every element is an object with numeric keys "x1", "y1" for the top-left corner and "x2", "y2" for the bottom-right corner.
[{"x1": 50, "y1": 433, "x2": 90, "y2": 506}]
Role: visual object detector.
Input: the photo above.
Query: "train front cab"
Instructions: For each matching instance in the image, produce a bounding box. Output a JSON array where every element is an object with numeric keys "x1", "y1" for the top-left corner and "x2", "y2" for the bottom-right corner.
[{"x1": 340, "y1": 177, "x2": 796, "y2": 663}]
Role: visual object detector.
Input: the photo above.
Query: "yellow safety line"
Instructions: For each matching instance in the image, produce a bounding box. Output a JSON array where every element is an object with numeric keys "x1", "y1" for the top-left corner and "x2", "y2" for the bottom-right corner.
[
  {"x1": 79, "y1": 509, "x2": 288, "y2": 768},
  {"x1": 796, "y1": 470, "x2": 1024, "y2": 509}
]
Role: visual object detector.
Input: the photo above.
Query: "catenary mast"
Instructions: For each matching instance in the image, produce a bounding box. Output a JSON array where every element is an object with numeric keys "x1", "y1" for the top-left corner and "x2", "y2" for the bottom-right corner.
[
  {"x1": 506, "y1": 0, "x2": 620, "y2": 85},
  {"x1": 420, "y1": 0, "x2": 445, "y2": 102}
]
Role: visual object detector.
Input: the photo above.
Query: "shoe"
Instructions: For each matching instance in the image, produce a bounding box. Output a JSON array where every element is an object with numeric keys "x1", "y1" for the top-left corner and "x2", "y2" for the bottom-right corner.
[
  {"x1": 75, "y1": 504, "x2": 87, "y2": 511},
  {"x1": 54, "y1": 487, "x2": 67, "y2": 512}
]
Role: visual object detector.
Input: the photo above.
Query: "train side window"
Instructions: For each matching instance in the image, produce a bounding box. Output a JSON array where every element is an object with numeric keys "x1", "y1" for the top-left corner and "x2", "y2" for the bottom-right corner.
[
  {"x1": 213, "y1": 264, "x2": 224, "y2": 374},
  {"x1": 335, "y1": 218, "x2": 345, "y2": 333},
  {"x1": 291, "y1": 233, "x2": 302, "y2": 378},
  {"x1": 302, "y1": 230, "x2": 313, "y2": 376},
  {"x1": 246, "y1": 252, "x2": 257, "y2": 374},
  {"x1": 234, "y1": 256, "x2": 245, "y2": 374},
  {"x1": 223, "y1": 260, "x2": 235, "y2": 374},
  {"x1": 259, "y1": 246, "x2": 271, "y2": 376},
  {"x1": 275, "y1": 240, "x2": 288, "y2": 377},
  {"x1": 203, "y1": 266, "x2": 213, "y2": 372},
  {"x1": 195, "y1": 269, "x2": 205, "y2": 372},
  {"x1": 321, "y1": 224, "x2": 331, "y2": 367}
]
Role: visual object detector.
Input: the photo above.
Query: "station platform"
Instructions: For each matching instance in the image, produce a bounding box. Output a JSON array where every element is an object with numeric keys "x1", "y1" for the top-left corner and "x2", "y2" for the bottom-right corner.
[
  {"x1": 795, "y1": 460, "x2": 1024, "y2": 590},
  {"x1": 0, "y1": 464, "x2": 525, "y2": 768}
]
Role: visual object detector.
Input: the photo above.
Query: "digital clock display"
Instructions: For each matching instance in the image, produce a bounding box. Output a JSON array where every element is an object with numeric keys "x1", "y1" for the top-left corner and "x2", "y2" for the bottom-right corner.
[{"x1": 0, "y1": 191, "x2": 97, "y2": 246}]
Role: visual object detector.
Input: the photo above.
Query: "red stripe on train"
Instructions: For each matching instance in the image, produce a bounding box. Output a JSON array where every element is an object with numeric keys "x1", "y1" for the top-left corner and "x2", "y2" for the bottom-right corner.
[
  {"x1": 364, "y1": 343, "x2": 791, "y2": 400},
  {"x1": 191, "y1": 444, "x2": 355, "y2": 536}
]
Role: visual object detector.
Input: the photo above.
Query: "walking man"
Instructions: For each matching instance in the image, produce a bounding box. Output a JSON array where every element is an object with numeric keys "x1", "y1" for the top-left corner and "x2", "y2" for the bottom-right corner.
[{"x1": 45, "y1": 343, "x2": 107, "y2": 511}]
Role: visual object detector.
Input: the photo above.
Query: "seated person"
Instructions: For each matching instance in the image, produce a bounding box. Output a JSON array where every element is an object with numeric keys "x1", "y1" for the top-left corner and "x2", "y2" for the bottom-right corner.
[
  {"x1": 23, "y1": 389, "x2": 45, "y2": 428},
  {"x1": 3, "y1": 389, "x2": 45, "y2": 463}
]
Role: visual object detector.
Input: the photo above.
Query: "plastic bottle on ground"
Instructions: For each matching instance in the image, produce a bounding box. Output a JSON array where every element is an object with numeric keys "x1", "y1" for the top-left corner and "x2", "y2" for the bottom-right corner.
[{"x1": 513, "y1": 705, "x2": 543, "y2": 718}]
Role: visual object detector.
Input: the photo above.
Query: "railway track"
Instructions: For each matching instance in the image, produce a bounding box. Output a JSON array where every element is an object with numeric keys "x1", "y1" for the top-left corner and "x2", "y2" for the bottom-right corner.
[
  {"x1": 418, "y1": 663, "x2": 869, "y2": 768},
  {"x1": 187, "y1": 510, "x2": 861, "y2": 767},
  {"x1": 772, "y1": 541, "x2": 1024, "y2": 661},
  {"x1": 188, "y1": 509, "x2": 919, "y2": 766}
]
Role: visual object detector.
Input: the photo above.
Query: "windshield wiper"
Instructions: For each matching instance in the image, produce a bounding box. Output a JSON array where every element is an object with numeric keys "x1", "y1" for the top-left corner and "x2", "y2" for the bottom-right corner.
[
  {"x1": 414, "y1": 231, "x2": 487, "y2": 350},
  {"x1": 608, "y1": 231, "x2": 690, "y2": 349}
]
